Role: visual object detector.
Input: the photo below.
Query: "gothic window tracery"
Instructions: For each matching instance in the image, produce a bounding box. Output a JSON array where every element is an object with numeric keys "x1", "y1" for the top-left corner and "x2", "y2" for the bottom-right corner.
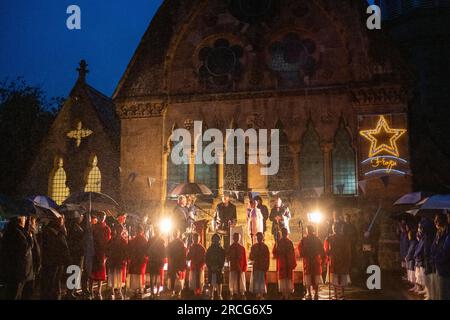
[
  {"x1": 84, "y1": 155, "x2": 102, "y2": 193},
  {"x1": 269, "y1": 33, "x2": 318, "y2": 86},
  {"x1": 198, "y1": 38, "x2": 244, "y2": 89},
  {"x1": 167, "y1": 139, "x2": 189, "y2": 196},
  {"x1": 49, "y1": 157, "x2": 70, "y2": 205},
  {"x1": 268, "y1": 121, "x2": 293, "y2": 191},
  {"x1": 299, "y1": 122, "x2": 324, "y2": 190}
]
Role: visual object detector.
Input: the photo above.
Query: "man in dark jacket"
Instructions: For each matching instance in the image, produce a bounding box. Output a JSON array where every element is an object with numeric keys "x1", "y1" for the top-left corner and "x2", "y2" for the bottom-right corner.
[
  {"x1": 41, "y1": 216, "x2": 70, "y2": 300},
  {"x1": 0, "y1": 216, "x2": 34, "y2": 300}
]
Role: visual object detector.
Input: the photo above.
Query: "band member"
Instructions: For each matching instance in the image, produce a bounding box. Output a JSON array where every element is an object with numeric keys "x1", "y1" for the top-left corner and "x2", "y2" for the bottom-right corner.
[
  {"x1": 186, "y1": 233, "x2": 206, "y2": 296},
  {"x1": 228, "y1": 232, "x2": 247, "y2": 299},
  {"x1": 299, "y1": 225, "x2": 324, "y2": 300},
  {"x1": 128, "y1": 224, "x2": 148, "y2": 299},
  {"x1": 324, "y1": 223, "x2": 352, "y2": 300},
  {"x1": 273, "y1": 227, "x2": 296, "y2": 299},
  {"x1": 249, "y1": 232, "x2": 270, "y2": 300},
  {"x1": 107, "y1": 213, "x2": 128, "y2": 300},
  {"x1": 172, "y1": 196, "x2": 189, "y2": 236},
  {"x1": 167, "y1": 229, "x2": 187, "y2": 299},
  {"x1": 147, "y1": 228, "x2": 166, "y2": 299},
  {"x1": 90, "y1": 212, "x2": 111, "y2": 300},
  {"x1": 269, "y1": 197, "x2": 291, "y2": 243},
  {"x1": 205, "y1": 234, "x2": 226, "y2": 300},
  {"x1": 247, "y1": 199, "x2": 264, "y2": 245},
  {"x1": 214, "y1": 193, "x2": 237, "y2": 250},
  {"x1": 254, "y1": 196, "x2": 269, "y2": 234}
]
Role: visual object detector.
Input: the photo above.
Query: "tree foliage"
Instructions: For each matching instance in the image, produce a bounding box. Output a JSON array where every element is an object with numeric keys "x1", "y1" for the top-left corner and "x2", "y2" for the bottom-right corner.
[{"x1": 0, "y1": 78, "x2": 63, "y2": 196}]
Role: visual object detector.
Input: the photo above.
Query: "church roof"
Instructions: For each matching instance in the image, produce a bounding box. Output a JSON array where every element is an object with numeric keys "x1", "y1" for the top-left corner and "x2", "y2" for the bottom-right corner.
[
  {"x1": 113, "y1": 0, "x2": 195, "y2": 100},
  {"x1": 67, "y1": 60, "x2": 120, "y2": 149},
  {"x1": 83, "y1": 83, "x2": 119, "y2": 146}
]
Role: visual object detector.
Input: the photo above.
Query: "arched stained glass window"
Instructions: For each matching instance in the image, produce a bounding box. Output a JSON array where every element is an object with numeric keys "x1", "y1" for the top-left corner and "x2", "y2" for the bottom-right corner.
[
  {"x1": 299, "y1": 122, "x2": 324, "y2": 190},
  {"x1": 167, "y1": 139, "x2": 189, "y2": 197},
  {"x1": 195, "y1": 139, "x2": 218, "y2": 194},
  {"x1": 269, "y1": 121, "x2": 293, "y2": 191},
  {"x1": 49, "y1": 157, "x2": 70, "y2": 205},
  {"x1": 85, "y1": 155, "x2": 101, "y2": 193},
  {"x1": 332, "y1": 125, "x2": 357, "y2": 195}
]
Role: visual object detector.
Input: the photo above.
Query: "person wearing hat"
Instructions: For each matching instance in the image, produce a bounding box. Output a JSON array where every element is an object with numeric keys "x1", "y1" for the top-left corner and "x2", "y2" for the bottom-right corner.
[{"x1": 205, "y1": 234, "x2": 226, "y2": 300}]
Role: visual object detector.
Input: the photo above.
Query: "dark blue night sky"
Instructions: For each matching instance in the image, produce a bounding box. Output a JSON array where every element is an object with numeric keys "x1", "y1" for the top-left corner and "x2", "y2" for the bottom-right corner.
[
  {"x1": 0, "y1": 0, "x2": 375, "y2": 100},
  {"x1": 0, "y1": 0, "x2": 163, "y2": 99}
]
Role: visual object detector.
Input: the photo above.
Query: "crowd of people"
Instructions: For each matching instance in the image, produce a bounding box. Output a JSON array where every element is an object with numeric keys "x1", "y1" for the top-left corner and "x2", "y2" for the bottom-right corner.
[
  {"x1": 0, "y1": 194, "x2": 448, "y2": 301},
  {"x1": 397, "y1": 212, "x2": 450, "y2": 300}
]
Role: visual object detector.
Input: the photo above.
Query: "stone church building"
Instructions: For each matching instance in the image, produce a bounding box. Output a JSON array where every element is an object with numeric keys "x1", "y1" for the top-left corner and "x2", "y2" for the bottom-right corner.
[{"x1": 24, "y1": 0, "x2": 439, "y2": 271}]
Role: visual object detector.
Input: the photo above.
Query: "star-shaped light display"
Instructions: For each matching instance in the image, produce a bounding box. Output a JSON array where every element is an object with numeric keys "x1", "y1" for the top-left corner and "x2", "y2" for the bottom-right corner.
[
  {"x1": 67, "y1": 121, "x2": 93, "y2": 147},
  {"x1": 360, "y1": 115, "x2": 406, "y2": 158}
]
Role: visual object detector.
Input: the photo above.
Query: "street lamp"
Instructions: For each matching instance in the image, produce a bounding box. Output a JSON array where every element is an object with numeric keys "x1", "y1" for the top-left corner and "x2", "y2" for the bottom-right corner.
[
  {"x1": 307, "y1": 211, "x2": 323, "y2": 224},
  {"x1": 160, "y1": 217, "x2": 173, "y2": 235}
]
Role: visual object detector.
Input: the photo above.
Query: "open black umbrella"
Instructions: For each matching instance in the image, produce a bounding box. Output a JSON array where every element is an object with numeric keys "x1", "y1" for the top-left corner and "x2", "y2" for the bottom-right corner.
[
  {"x1": 394, "y1": 192, "x2": 433, "y2": 206},
  {"x1": 408, "y1": 194, "x2": 450, "y2": 218},
  {"x1": 63, "y1": 192, "x2": 121, "y2": 214},
  {"x1": 0, "y1": 198, "x2": 61, "y2": 219},
  {"x1": 169, "y1": 183, "x2": 213, "y2": 197}
]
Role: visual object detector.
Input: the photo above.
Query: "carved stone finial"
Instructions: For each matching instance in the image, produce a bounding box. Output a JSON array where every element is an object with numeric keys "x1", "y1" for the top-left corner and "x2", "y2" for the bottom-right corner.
[{"x1": 77, "y1": 60, "x2": 89, "y2": 83}]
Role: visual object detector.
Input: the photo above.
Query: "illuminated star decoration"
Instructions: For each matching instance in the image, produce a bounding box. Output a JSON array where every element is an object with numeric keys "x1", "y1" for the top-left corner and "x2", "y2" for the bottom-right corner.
[
  {"x1": 360, "y1": 115, "x2": 406, "y2": 158},
  {"x1": 67, "y1": 121, "x2": 93, "y2": 147}
]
